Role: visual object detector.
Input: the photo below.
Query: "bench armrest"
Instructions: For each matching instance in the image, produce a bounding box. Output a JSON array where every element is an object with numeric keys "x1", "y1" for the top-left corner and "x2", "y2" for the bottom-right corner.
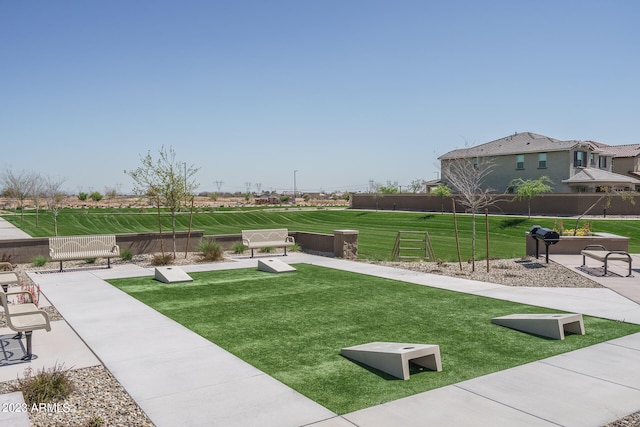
[
  {"x1": 285, "y1": 236, "x2": 295, "y2": 244},
  {"x1": 5, "y1": 290, "x2": 36, "y2": 304},
  {"x1": 0, "y1": 262, "x2": 14, "y2": 271},
  {"x1": 583, "y1": 244, "x2": 607, "y2": 251}
]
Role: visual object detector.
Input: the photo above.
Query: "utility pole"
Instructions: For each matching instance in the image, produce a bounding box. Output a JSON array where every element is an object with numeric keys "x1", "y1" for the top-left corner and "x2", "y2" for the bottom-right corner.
[{"x1": 293, "y1": 170, "x2": 298, "y2": 204}]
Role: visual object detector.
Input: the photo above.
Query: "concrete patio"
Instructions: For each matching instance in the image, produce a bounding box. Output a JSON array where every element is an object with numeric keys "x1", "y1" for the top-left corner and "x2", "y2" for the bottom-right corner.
[{"x1": 1, "y1": 250, "x2": 640, "y2": 426}]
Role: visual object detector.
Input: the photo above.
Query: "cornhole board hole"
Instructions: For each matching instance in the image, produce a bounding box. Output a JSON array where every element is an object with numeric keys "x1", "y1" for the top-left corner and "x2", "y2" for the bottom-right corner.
[
  {"x1": 341, "y1": 342, "x2": 442, "y2": 380},
  {"x1": 258, "y1": 258, "x2": 296, "y2": 273},
  {"x1": 491, "y1": 313, "x2": 584, "y2": 340},
  {"x1": 154, "y1": 266, "x2": 193, "y2": 283}
]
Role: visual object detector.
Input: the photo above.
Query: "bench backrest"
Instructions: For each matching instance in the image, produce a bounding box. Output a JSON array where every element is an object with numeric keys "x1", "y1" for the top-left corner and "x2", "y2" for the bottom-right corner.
[
  {"x1": 0, "y1": 291, "x2": 51, "y2": 332},
  {"x1": 49, "y1": 235, "x2": 119, "y2": 255},
  {"x1": 242, "y1": 229, "x2": 290, "y2": 243}
]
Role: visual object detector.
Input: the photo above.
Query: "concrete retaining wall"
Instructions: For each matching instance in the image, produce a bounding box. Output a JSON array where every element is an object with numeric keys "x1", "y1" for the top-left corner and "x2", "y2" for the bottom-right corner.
[
  {"x1": 525, "y1": 232, "x2": 629, "y2": 257},
  {"x1": 0, "y1": 229, "x2": 358, "y2": 264}
]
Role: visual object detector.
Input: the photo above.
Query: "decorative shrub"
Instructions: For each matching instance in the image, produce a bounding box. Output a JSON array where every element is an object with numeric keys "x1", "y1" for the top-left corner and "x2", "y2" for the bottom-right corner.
[
  {"x1": 290, "y1": 243, "x2": 301, "y2": 252},
  {"x1": 84, "y1": 258, "x2": 97, "y2": 264},
  {"x1": 259, "y1": 246, "x2": 275, "y2": 254},
  {"x1": 232, "y1": 243, "x2": 246, "y2": 254},
  {"x1": 31, "y1": 256, "x2": 48, "y2": 267},
  {"x1": 120, "y1": 248, "x2": 133, "y2": 261},
  {"x1": 152, "y1": 254, "x2": 174, "y2": 266},
  {"x1": 13, "y1": 363, "x2": 74, "y2": 406},
  {"x1": 199, "y1": 238, "x2": 223, "y2": 262},
  {"x1": 85, "y1": 416, "x2": 103, "y2": 427}
]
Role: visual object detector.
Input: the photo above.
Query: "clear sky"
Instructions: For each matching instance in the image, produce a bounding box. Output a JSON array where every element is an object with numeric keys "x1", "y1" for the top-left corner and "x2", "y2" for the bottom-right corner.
[{"x1": 2, "y1": 1, "x2": 639, "y2": 195}]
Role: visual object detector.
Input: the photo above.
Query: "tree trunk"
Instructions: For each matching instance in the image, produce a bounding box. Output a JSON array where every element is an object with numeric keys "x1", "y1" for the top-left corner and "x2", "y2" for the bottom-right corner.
[
  {"x1": 452, "y1": 199, "x2": 462, "y2": 270},
  {"x1": 171, "y1": 212, "x2": 177, "y2": 258},
  {"x1": 471, "y1": 211, "x2": 476, "y2": 272},
  {"x1": 185, "y1": 197, "x2": 194, "y2": 259},
  {"x1": 157, "y1": 199, "x2": 165, "y2": 257}
]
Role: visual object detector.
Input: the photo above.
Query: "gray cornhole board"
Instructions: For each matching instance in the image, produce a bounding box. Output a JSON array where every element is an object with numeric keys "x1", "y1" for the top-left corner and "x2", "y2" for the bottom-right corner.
[
  {"x1": 341, "y1": 342, "x2": 442, "y2": 380},
  {"x1": 492, "y1": 313, "x2": 585, "y2": 340},
  {"x1": 154, "y1": 266, "x2": 193, "y2": 283},
  {"x1": 258, "y1": 258, "x2": 296, "y2": 273}
]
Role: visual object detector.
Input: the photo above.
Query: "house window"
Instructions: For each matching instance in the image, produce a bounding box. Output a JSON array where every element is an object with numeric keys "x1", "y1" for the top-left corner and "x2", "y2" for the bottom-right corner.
[
  {"x1": 538, "y1": 153, "x2": 547, "y2": 168},
  {"x1": 599, "y1": 156, "x2": 607, "y2": 168},
  {"x1": 574, "y1": 151, "x2": 586, "y2": 167},
  {"x1": 473, "y1": 157, "x2": 478, "y2": 169},
  {"x1": 590, "y1": 153, "x2": 596, "y2": 166},
  {"x1": 516, "y1": 154, "x2": 524, "y2": 169}
]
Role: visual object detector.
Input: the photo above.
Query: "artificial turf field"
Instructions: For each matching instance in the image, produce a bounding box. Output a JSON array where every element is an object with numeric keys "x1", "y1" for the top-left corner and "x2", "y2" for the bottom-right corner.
[{"x1": 108, "y1": 264, "x2": 640, "y2": 414}]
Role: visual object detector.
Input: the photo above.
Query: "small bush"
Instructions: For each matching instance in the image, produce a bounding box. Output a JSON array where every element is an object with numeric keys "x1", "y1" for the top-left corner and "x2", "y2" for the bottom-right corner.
[
  {"x1": 85, "y1": 416, "x2": 103, "y2": 427},
  {"x1": 259, "y1": 246, "x2": 275, "y2": 254},
  {"x1": 120, "y1": 248, "x2": 133, "y2": 261},
  {"x1": 31, "y1": 256, "x2": 48, "y2": 267},
  {"x1": 13, "y1": 363, "x2": 74, "y2": 406},
  {"x1": 199, "y1": 238, "x2": 223, "y2": 262},
  {"x1": 85, "y1": 258, "x2": 97, "y2": 264},
  {"x1": 232, "y1": 243, "x2": 246, "y2": 254},
  {"x1": 152, "y1": 254, "x2": 174, "y2": 266},
  {"x1": 290, "y1": 243, "x2": 301, "y2": 252}
]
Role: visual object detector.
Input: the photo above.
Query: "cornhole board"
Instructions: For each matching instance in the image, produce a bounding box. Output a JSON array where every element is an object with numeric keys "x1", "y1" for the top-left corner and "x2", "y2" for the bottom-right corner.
[
  {"x1": 341, "y1": 342, "x2": 442, "y2": 380},
  {"x1": 258, "y1": 258, "x2": 296, "y2": 273},
  {"x1": 154, "y1": 266, "x2": 193, "y2": 283},
  {"x1": 492, "y1": 313, "x2": 584, "y2": 340}
]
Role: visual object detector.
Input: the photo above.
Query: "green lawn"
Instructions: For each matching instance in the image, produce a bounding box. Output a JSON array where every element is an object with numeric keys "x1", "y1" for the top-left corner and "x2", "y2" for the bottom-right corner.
[
  {"x1": 108, "y1": 264, "x2": 640, "y2": 414},
  {"x1": 5, "y1": 208, "x2": 640, "y2": 261}
]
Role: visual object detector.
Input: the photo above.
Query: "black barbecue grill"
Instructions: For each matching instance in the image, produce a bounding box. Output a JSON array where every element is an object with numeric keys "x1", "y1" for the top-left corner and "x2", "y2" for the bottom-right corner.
[{"x1": 529, "y1": 225, "x2": 560, "y2": 263}]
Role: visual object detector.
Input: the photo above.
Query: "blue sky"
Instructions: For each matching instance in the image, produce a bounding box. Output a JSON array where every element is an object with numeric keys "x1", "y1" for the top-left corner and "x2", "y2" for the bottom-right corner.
[{"x1": 2, "y1": 1, "x2": 639, "y2": 195}]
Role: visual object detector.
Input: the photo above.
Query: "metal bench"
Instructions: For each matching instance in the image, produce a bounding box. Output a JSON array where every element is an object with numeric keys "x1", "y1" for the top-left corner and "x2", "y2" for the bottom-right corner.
[
  {"x1": 0, "y1": 262, "x2": 19, "y2": 293},
  {"x1": 581, "y1": 244, "x2": 632, "y2": 277},
  {"x1": 0, "y1": 290, "x2": 51, "y2": 360},
  {"x1": 49, "y1": 235, "x2": 120, "y2": 271},
  {"x1": 241, "y1": 229, "x2": 295, "y2": 258}
]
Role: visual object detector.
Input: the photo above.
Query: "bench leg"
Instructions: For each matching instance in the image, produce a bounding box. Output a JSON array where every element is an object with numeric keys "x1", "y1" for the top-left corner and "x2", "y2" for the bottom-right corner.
[
  {"x1": 59, "y1": 261, "x2": 63, "y2": 272},
  {"x1": 284, "y1": 247, "x2": 287, "y2": 256},
  {"x1": 251, "y1": 248, "x2": 254, "y2": 258},
  {"x1": 21, "y1": 331, "x2": 33, "y2": 360},
  {"x1": 107, "y1": 257, "x2": 111, "y2": 268}
]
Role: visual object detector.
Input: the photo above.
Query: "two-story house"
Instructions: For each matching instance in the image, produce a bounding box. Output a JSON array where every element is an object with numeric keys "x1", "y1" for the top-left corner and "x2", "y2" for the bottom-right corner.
[
  {"x1": 590, "y1": 141, "x2": 640, "y2": 182},
  {"x1": 438, "y1": 132, "x2": 640, "y2": 193}
]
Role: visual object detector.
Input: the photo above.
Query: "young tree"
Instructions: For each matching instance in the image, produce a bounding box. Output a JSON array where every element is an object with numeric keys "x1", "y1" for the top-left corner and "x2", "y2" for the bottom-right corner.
[
  {"x1": 1, "y1": 168, "x2": 37, "y2": 219},
  {"x1": 43, "y1": 176, "x2": 66, "y2": 236},
  {"x1": 509, "y1": 176, "x2": 553, "y2": 218},
  {"x1": 433, "y1": 184, "x2": 451, "y2": 213},
  {"x1": 572, "y1": 186, "x2": 636, "y2": 235},
  {"x1": 408, "y1": 178, "x2": 428, "y2": 193},
  {"x1": 125, "y1": 146, "x2": 200, "y2": 257},
  {"x1": 31, "y1": 175, "x2": 45, "y2": 228},
  {"x1": 105, "y1": 187, "x2": 118, "y2": 207},
  {"x1": 89, "y1": 191, "x2": 103, "y2": 203},
  {"x1": 442, "y1": 156, "x2": 502, "y2": 271}
]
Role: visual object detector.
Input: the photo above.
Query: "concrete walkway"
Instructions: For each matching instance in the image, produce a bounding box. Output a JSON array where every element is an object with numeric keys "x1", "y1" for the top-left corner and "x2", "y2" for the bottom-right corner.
[
  {"x1": 0, "y1": 216, "x2": 31, "y2": 240},
  {"x1": 1, "y1": 253, "x2": 636, "y2": 426},
  {"x1": 551, "y1": 253, "x2": 640, "y2": 304}
]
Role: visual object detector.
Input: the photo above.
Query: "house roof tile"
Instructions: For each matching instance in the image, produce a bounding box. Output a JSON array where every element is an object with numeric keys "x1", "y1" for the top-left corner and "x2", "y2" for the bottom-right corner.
[
  {"x1": 438, "y1": 132, "x2": 588, "y2": 159},
  {"x1": 561, "y1": 168, "x2": 640, "y2": 184}
]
